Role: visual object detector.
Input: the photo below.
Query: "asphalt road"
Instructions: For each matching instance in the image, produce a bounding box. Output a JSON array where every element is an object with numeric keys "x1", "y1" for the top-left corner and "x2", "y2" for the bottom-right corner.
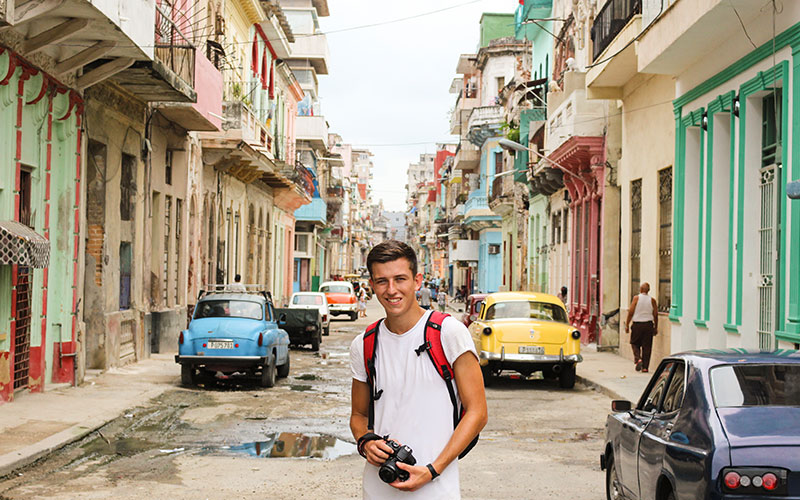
[{"x1": 0, "y1": 300, "x2": 611, "y2": 500}]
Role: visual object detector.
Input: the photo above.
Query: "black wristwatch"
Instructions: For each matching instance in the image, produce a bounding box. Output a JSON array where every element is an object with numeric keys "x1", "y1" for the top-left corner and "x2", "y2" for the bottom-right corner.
[{"x1": 426, "y1": 463, "x2": 439, "y2": 480}]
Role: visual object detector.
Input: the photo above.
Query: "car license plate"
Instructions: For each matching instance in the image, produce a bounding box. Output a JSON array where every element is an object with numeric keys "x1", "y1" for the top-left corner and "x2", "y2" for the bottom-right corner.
[
  {"x1": 519, "y1": 346, "x2": 544, "y2": 355},
  {"x1": 208, "y1": 340, "x2": 234, "y2": 349}
]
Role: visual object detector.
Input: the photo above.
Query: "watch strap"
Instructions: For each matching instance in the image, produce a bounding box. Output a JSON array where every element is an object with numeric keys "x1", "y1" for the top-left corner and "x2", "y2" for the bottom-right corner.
[{"x1": 426, "y1": 463, "x2": 439, "y2": 480}]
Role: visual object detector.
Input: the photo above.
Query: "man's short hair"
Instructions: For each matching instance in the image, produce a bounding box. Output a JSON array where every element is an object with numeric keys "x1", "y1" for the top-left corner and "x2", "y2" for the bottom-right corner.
[
  {"x1": 235, "y1": 274, "x2": 242, "y2": 282},
  {"x1": 367, "y1": 240, "x2": 418, "y2": 277}
]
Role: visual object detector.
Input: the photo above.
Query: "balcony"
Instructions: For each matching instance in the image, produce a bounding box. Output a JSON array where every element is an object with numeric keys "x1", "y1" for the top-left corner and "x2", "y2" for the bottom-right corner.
[
  {"x1": 454, "y1": 142, "x2": 480, "y2": 173},
  {"x1": 449, "y1": 239, "x2": 479, "y2": 262},
  {"x1": 586, "y1": 0, "x2": 642, "y2": 99},
  {"x1": 327, "y1": 185, "x2": 344, "y2": 198},
  {"x1": 489, "y1": 175, "x2": 515, "y2": 216},
  {"x1": 467, "y1": 106, "x2": 504, "y2": 147},
  {"x1": 591, "y1": 0, "x2": 641, "y2": 62},
  {"x1": 637, "y1": 0, "x2": 764, "y2": 76},
  {"x1": 464, "y1": 191, "x2": 500, "y2": 230},
  {"x1": 295, "y1": 197, "x2": 327, "y2": 225},
  {"x1": 296, "y1": 115, "x2": 329, "y2": 151},
  {"x1": 546, "y1": 72, "x2": 606, "y2": 153},
  {"x1": 288, "y1": 32, "x2": 330, "y2": 75},
  {"x1": 156, "y1": 50, "x2": 223, "y2": 131},
  {"x1": 114, "y1": 0, "x2": 196, "y2": 102}
]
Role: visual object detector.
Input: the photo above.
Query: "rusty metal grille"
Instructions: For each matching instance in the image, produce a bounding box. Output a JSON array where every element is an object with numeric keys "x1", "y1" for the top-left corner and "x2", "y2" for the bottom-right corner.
[
  {"x1": 658, "y1": 167, "x2": 673, "y2": 313},
  {"x1": 630, "y1": 179, "x2": 642, "y2": 299},
  {"x1": 13, "y1": 266, "x2": 32, "y2": 390}
]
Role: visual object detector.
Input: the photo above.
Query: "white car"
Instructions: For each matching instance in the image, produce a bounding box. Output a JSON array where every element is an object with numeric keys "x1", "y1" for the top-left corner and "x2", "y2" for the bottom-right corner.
[{"x1": 289, "y1": 292, "x2": 331, "y2": 335}]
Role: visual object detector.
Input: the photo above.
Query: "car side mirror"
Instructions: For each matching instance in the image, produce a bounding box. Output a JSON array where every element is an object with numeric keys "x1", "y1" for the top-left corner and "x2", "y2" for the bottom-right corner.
[
  {"x1": 611, "y1": 400, "x2": 632, "y2": 412},
  {"x1": 470, "y1": 314, "x2": 477, "y2": 321},
  {"x1": 278, "y1": 313, "x2": 287, "y2": 323}
]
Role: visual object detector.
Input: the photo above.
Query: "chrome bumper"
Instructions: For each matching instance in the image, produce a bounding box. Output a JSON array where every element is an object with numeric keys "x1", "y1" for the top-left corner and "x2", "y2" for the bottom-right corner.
[
  {"x1": 175, "y1": 355, "x2": 267, "y2": 367},
  {"x1": 480, "y1": 348, "x2": 582, "y2": 364},
  {"x1": 329, "y1": 304, "x2": 356, "y2": 312}
]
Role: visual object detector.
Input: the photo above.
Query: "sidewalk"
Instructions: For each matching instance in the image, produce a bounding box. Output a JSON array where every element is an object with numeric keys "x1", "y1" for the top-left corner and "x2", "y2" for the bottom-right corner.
[
  {"x1": 0, "y1": 354, "x2": 178, "y2": 477},
  {"x1": 0, "y1": 339, "x2": 651, "y2": 478}
]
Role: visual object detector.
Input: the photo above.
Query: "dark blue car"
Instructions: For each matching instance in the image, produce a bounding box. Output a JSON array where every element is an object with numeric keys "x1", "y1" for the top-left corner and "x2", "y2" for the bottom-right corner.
[
  {"x1": 601, "y1": 350, "x2": 800, "y2": 499},
  {"x1": 175, "y1": 291, "x2": 290, "y2": 388}
]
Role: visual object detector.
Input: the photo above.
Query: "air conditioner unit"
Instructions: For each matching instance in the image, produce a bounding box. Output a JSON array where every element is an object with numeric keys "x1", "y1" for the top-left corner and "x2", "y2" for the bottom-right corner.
[{"x1": 488, "y1": 244, "x2": 500, "y2": 254}]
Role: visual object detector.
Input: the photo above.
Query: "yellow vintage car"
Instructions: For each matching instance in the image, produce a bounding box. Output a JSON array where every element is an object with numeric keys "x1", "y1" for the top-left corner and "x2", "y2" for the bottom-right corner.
[{"x1": 468, "y1": 291, "x2": 582, "y2": 388}]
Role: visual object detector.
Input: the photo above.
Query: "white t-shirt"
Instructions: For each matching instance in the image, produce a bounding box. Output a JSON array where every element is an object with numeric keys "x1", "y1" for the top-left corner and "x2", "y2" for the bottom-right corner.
[{"x1": 350, "y1": 311, "x2": 477, "y2": 500}]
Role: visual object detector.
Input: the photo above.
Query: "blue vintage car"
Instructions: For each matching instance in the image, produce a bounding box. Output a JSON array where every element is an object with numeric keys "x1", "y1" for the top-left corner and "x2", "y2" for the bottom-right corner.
[
  {"x1": 175, "y1": 291, "x2": 290, "y2": 387},
  {"x1": 601, "y1": 350, "x2": 800, "y2": 500}
]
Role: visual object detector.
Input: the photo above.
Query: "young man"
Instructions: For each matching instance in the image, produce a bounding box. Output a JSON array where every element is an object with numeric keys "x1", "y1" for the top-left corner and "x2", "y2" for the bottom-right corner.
[{"x1": 349, "y1": 240, "x2": 487, "y2": 499}]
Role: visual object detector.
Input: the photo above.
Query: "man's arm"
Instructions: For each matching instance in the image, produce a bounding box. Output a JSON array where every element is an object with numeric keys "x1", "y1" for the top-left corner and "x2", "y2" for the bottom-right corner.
[
  {"x1": 391, "y1": 352, "x2": 488, "y2": 491},
  {"x1": 625, "y1": 296, "x2": 638, "y2": 333},
  {"x1": 652, "y1": 297, "x2": 658, "y2": 334},
  {"x1": 350, "y1": 379, "x2": 393, "y2": 467}
]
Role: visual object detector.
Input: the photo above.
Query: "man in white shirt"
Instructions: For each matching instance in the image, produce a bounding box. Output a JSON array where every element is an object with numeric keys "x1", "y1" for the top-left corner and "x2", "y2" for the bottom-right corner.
[
  {"x1": 624, "y1": 282, "x2": 658, "y2": 373},
  {"x1": 350, "y1": 240, "x2": 487, "y2": 499}
]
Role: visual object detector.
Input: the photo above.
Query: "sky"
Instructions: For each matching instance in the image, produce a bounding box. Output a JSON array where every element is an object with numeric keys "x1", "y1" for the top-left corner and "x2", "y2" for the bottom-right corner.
[{"x1": 318, "y1": 0, "x2": 515, "y2": 212}]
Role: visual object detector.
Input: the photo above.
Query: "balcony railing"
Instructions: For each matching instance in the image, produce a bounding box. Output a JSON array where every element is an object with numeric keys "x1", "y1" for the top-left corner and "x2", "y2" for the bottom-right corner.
[
  {"x1": 591, "y1": 0, "x2": 641, "y2": 61},
  {"x1": 327, "y1": 185, "x2": 344, "y2": 198},
  {"x1": 155, "y1": 0, "x2": 196, "y2": 88},
  {"x1": 491, "y1": 176, "x2": 506, "y2": 199}
]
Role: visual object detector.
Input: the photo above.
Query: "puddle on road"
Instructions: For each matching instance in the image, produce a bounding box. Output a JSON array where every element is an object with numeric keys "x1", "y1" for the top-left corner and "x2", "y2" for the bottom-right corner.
[{"x1": 206, "y1": 432, "x2": 356, "y2": 460}]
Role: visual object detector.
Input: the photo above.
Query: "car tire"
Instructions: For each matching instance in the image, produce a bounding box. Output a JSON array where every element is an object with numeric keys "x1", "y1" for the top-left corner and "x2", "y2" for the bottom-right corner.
[
  {"x1": 311, "y1": 333, "x2": 320, "y2": 352},
  {"x1": 180, "y1": 365, "x2": 195, "y2": 386},
  {"x1": 349, "y1": 312, "x2": 357, "y2": 321},
  {"x1": 559, "y1": 363, "x2": 576, "y2": 389},
  {"x1": 277, "y1": 353, "x2": 290, "y2": 378},
  {"x1": 605, "y1": 454, "x2": 623, "y2": 500},
  {"x1": 665, "y1": 492, "x2": 675, "y2": 500},
  {"x1": 259, "y1": 355, "x2": 277, "y2": 388}
]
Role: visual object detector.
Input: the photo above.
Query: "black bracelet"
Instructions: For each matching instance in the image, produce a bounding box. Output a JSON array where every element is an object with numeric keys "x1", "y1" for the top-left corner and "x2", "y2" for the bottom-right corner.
[
  {"x1": 357, "y1": 432, "x2": 382, "y2": 458},
  {"x1": 426, "y1": 463, "x2": 439, "y2": 480}
]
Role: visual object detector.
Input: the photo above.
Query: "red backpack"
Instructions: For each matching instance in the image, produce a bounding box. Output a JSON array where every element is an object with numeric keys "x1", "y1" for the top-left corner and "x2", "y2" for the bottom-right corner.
[{"x1": 363, "y1": 310, "x2": 478, "y2": 459}]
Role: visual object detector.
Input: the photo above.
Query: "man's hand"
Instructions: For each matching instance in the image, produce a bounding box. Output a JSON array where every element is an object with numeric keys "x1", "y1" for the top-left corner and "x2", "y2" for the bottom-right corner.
[
  {"x1": 389, "y1": 462, "x2": 432, "y2": 491},
  {"x1": 624, "y1": 323, "x2": 629, "y2": 333},
  {"x1": 362, "y1": 438, "x2": 394, "y2": 468}
]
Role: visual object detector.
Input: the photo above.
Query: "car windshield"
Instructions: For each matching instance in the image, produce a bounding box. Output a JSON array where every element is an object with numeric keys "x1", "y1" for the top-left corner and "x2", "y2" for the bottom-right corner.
[
  {"x1": 485, "y1": 301, "x2": 568, "y2": 323},
  {"x1": 194, "y1": 300, "x2": 263, "y2": 320},
  {"x1": 321, "y1": 285, "x2": 350, "y2": 293},
  {"x1": 293, "y1": 295, "x2": 324, "y2": 305},
  {"x1": 710, "y1": 364, "x2": 800, "y2": 407}
]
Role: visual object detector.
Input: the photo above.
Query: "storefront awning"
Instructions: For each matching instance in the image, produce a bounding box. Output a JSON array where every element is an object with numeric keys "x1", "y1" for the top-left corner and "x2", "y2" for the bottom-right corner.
[{"x1": 0, "y1": 221, "x2": 50, "y2": 268}]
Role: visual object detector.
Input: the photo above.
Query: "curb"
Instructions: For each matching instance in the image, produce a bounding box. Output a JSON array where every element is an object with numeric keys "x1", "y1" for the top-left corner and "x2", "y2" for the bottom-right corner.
[
  {"x1": 576, "y1": 374, "x2": 626, "y2": 401},
  {"x1": 0, "y1": 419, "x2": 108, "y2": 478},
  {"x1": 0, "y1": 385, "x2": 172, "y2": 478}
]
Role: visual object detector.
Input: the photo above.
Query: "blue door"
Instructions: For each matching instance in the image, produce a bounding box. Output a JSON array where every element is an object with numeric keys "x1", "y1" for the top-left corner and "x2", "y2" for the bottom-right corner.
[{"x1": 293, "y1": 258, "x2": 301, "y2": 293}]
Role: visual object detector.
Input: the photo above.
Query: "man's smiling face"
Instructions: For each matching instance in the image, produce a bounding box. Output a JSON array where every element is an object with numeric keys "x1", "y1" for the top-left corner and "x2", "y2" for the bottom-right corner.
[{"x1": 369, "y1": 258, "x2": 423, "y2": 319}]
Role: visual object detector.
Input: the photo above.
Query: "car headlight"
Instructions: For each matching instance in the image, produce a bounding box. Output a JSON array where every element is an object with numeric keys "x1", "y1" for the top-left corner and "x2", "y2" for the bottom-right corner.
[
  {"x1": 482, "y1": 327, "x2": 492, "y2": 336},
  {"x1": 571, "y1": 330, "x2": 581, "y2": 339}
]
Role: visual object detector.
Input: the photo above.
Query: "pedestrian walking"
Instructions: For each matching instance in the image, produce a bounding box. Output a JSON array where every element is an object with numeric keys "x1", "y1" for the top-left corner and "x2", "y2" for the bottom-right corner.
[
  {"x1": 358, "y1": 287, "x2": 368, "y2": 318},
  {"x1": 437, "y1": 288, "x2": 448, "y2": 313},
  {"x1": 226, "y1": 274, "x2": 246, "y2": 292},
  {"x1": 624, "y1": 282, "x2": 658, "y2": 373},
  {"x1": 419, "y1": 284, "x2": 432, "y2": 310},
  {"x1": 350, "y1": 240, "x2": 487, "y2": 499},
  {"x1": 557, "y1": 286, "x2": 568, "y2": 309}
]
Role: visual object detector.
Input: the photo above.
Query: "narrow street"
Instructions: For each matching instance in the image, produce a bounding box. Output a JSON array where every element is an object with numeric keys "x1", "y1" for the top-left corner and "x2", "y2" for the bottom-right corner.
[{"x1": 0, "y1": 299, "x2": 609, "y2": 500}]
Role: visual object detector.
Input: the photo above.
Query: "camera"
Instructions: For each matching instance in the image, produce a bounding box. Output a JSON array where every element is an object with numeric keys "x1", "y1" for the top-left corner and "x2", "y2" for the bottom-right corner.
[{"x1": 378, "y1": 439, "x2": 416, "y2": 483}]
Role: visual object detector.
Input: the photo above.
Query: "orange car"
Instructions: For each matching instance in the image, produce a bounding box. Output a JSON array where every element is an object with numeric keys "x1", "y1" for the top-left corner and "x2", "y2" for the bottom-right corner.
[{"x1": 319, "y1": 281, "x2": 357, "y2": 321}]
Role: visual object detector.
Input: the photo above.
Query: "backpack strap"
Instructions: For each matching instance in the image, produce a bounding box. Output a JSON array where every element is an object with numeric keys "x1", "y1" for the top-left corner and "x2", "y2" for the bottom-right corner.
[
  {"x1": 416, "y1": 311, "x2": 479, "y2": 459},
  {"x1": 363, "y1": 319, "x2": 383, "y2": 431}
]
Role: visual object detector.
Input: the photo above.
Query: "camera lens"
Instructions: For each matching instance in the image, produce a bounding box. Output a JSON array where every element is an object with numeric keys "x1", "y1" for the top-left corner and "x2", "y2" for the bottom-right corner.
[{"x1": 379, "y1": 464, "x2": 397, "y2": 484}]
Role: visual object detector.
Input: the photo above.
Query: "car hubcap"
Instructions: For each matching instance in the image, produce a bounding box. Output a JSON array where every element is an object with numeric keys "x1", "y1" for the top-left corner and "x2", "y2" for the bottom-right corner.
[{"x1": 608, "y1": 466, "x2": 622, "y2": 500}]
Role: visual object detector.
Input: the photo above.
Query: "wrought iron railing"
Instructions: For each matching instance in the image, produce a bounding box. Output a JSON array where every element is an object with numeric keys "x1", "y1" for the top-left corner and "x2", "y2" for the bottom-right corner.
[
  {"x1": 491, "y1": 176, "x2": 505, "y2": 199},
  {"x1": 155, "y1": 0, "x2": 196, "y2": 88},
  {"x1": 591, "y1": 0, "x2": 641, "y2": 61}
]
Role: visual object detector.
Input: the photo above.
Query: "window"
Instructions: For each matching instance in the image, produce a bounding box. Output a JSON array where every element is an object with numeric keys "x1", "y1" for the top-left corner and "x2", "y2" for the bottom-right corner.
[
  {"x1": 711, "y1": 364, "x2": 800, "y2": 407},
  {"x1": 293, "y1": 294, "x2": 324, "y2": 305},
  {"x1": 165, "y1": 150, "x2": 172, "y2": 186},
  {"x1": 552, "y1": 212, "x2": 561, "y2": 246},
  {"x1": 496, "y1": 76, "x2": 505, "y2": 93},
  {"x1": 120, "y1": 154, "x2": 135, "y2": 221},
  {"x1": 234, "y1": 212, "x2": 240, "y2": 275},
  {"x1": 761, "y1": 89, "x2": 782, "y2": 167},
  {"x1": 163, "y1": 195, "x2": 172, "y2": 305},
  {"x1": 320, "y1": 284, "x2": 351, "y2": 294},
  {"x1": 658, "y1": 168, "x2": 672, "y2": 313},
  {"x1": 661, "y1": 362, "x2": 685, "y2": 413},
  {"x1": 563, "y1": 207, "x2": 569, "y2": 244},
  {"x1": 638, "y1": 362, "x2": 675, "y2": 412},
  {"x1": 295, "y1": 233, "x2": 309, "y2": 253},
  {"x1": 194, "y1": 300, "x2": 263, "y2": 320},
  {"x1": 485, "y1": 301, "x2": 568, "y2": 323},
  {"x1": 119, "y1": 242, "x2": 132, "y2": 310},
  {"x1": 494, "y1": 151, "x2": 503, "y2": 175},
  {"x1": 630, "y1": 179, "x2": 642, "y2": 298},
  {"x1": 174, "y1": 198, "x2": 182, "y2": 305}
]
